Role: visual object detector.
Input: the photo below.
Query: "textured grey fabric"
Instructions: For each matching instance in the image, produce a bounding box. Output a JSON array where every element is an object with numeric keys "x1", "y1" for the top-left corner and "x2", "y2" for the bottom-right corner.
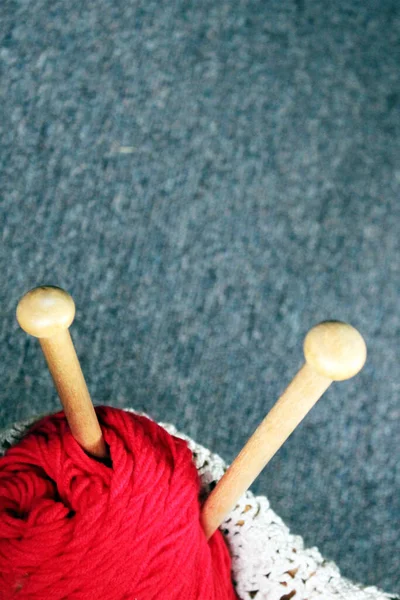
[{"x1": 0, "y1": 0, "x2": 399, "y2": 593}]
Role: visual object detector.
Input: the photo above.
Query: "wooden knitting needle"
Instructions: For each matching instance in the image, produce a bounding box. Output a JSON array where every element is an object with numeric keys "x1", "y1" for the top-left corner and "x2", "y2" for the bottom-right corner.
[
  {"x1": 16, "y1": 286, "x2": 107, "y2": 458},
  {"x1": 201, "y1": 321, "x2": 367, "y2": 539}
]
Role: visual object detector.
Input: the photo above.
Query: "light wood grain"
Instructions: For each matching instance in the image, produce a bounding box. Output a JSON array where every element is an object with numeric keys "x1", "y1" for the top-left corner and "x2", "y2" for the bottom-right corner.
[
  {"x1": 201, "y1": 321, "x2": 367, "y2": 539},
  {"x1": 16, "y1": 286, "x2": 106, "y2": 458}
]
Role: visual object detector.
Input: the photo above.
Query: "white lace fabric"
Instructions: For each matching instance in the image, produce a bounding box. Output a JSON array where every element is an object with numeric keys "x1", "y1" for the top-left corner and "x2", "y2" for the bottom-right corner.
[{"x1": 0, "y1": 411, "x2": 397, "y2": 600}]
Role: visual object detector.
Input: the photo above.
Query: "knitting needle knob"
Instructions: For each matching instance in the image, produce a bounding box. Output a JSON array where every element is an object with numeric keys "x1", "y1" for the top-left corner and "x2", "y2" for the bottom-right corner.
[
  {"x1": 201, "y1": 321, "x2": 367, "y2": 539},
  {"x1": 303, "y1": 320, "x2": 367, "y2": 381},
  {"x1": 16, "y1": 286, "x2": 107, "y2": 458}
]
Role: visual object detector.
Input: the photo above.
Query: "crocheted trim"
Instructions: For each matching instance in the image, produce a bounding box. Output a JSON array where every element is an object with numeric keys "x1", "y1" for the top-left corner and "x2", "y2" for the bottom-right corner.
[{"x1": 0, "y1": 412, "x2": 397, "y2": 600}]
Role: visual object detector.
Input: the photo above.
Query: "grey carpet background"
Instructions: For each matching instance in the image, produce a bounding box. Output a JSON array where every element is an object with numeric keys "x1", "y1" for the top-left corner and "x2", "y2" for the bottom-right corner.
[{"x1": 1, "y1": 0, "x2": 399, "y2": 593}]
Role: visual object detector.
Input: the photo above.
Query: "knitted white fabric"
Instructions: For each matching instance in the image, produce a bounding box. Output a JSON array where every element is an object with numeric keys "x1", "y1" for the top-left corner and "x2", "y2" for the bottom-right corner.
[{"x1": 0, "y1": 411, "x2": 397, "y2": 600}]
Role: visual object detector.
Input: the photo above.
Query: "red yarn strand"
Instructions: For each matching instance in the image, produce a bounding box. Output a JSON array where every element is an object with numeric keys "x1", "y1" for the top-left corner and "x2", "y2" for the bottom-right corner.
[{"x1": 0, "y1": 407, "x2": 237, "y2": 600}]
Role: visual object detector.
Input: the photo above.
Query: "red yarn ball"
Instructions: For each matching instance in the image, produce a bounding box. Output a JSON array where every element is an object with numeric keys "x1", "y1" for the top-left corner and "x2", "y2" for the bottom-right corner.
[{"x1": 0, "y1": 407, "x2": 237, "y2": 599}]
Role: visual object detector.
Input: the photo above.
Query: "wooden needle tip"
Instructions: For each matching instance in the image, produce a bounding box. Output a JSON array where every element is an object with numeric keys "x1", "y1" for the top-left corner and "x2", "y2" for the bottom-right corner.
[
  {"x1": 304, "y1": 321, "x2": 367, "y2": 381},
  {"x1": 16, "y1": 286, "x2": 76, "y2": 339}
]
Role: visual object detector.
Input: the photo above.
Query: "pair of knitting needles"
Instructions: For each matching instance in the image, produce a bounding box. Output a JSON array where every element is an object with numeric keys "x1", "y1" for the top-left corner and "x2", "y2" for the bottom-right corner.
[{"x1": 16, "y1": 286, "x2": 367, "y2": 539}]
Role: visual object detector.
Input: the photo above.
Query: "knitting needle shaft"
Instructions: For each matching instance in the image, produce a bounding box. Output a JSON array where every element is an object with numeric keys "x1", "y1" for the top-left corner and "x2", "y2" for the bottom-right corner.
[
  {"x1": 201, "y1": 321, "x2": 367, "y2": 539},
  {"x1": 16, "y1": 286, "x2": 106, "y2": 458}
]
